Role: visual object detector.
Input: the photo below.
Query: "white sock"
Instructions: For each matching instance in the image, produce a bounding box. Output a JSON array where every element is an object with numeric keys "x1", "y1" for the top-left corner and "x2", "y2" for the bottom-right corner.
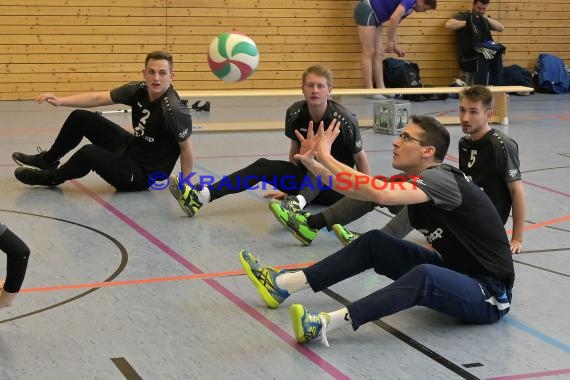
[
  {"x1": 198, "y1": 185, "x2": 211, "y2": 204},
  {"x1": 276, "y1": 271, "x2": 310, "y2": 294},
  {"x1": 296, "y1": 195, "x2": 307, "y2": 210},
  {"x1": 327, "y1": 307, "x2": 351, "y2": 331}
]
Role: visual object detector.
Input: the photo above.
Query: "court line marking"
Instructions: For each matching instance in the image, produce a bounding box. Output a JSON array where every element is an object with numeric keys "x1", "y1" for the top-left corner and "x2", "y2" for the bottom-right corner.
[
  {"x1": 21, "y1": 262, "x2": 314, "y2": 293},
  {"x1": 111, "y1": 357, "x2": 143, "y2": 380},
  {"x1": 20, "y1": 213, "x2": 570, "y2": 294},
  {"x1": 70, "y1": 179, "x2": 350, "y2": 380},
  {"x1": 486, "y1": 368, "x2": 570, "y2": 380}
]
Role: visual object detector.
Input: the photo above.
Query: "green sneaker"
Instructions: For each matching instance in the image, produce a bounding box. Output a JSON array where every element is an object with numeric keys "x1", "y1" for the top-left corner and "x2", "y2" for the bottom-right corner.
[
  {"x1": 270, "y1": 195, "x2": 300, "y2": 213},
  {"x1": 332, "y1": 224, "x2": 361, "y2": 246},
  {"x1": 169, "y1": 175, "x2": 203, "y2": 217},
  {"x1": 289, "y1": 304, "x2": 330, "y2": 346},
  {"x1": 239, "y1": 250, "x2": 289, "y2": 309},
  {"x1": 269, "y1": 202, "x2": 317, "y2": 246}
]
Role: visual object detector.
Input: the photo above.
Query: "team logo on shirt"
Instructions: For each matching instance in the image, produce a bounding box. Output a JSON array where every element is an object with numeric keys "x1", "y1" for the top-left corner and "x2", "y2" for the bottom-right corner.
[
  {"x1": 509, "y1": 169, "x2": 519, "y2": 178},
  {"x1": 418, "y1": 227, "x2": 444, "y2": 243},
  {"x1": 134, "y1": 108, "x2": 150, "y2": 136},
  {"x1": 178, "y1": 129, "x2": 189, "y2": 139},
  {"x1": 467, "y1": 149, "x2": 477, "y2": 168}
]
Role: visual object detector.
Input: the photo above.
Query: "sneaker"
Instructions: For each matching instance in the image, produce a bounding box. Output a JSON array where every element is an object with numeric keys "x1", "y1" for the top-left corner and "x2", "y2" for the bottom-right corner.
[
  {"x1": 332, "y1": 224, "x2": 362, "y2": 246},
  {"x1": 365, "y1": 94, "x2": 386, "y2": 100},
  {"x1": 239, "y1": 250, "x2": 289, "y2": 309},
  {"x1": 269, "y1": 202, "x2": 317, "y2": 246},
  {"x1": 168, "y1": 174, "x2": 203, "y2": 217},
  {"x1": 12, "y1": 147, "x2": 59, "y2": 170},
  {"x1": 14, "y1": 167, "x2": 59, "y2": 186},
  {"x1": 270, "y1": 195, "x2": 300, "y2": 214},
  {"x1": 289, "y1": 304, "x2": 330, "y2": 346}
]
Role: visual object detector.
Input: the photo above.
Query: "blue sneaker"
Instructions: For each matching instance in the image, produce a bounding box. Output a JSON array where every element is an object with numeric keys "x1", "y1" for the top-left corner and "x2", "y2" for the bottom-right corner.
[
  {"x1": 239, "y1": 250, "x2": 289, "y2": 309},
  {"x1": 289, "y1": 304, "x2": 330, "y2": 346}
]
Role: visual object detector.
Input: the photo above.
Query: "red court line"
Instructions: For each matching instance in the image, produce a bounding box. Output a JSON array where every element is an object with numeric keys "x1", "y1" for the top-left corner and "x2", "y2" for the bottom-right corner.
[
  {"x1": 506, "y1": 214, "x2": 570, "y2": 235},
  {"x1": 21, "y1": 262, "x2": 315, "y2": 293},
  {"x1": 70, "y1": 179, "x2": 349, "y2": 380},
  {"x1": 487, "y1": 368, "x2": 570, "y2": 380},
  {"x1": 22, "y1": 213, "x2": 569, "y2": 293}
]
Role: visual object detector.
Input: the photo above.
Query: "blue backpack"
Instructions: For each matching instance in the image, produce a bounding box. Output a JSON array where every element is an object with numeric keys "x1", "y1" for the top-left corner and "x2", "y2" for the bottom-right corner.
[{"x1": 536, "y1": 53, "x2": 570, "y2": 94}]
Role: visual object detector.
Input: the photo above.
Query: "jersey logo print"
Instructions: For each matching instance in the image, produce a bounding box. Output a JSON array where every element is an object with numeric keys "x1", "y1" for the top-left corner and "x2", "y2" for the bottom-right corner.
[
  {"x1": 467, "y1": 149, "x2": 477, "y2": 168},
  {"x1": 509, "y1": 169, "x2": 519, "y2": 178},
  {"x1": 424, "y1": 227, "x2": 444, "y2": 243},
  {"x1": 134, "y1": 108, "x2": 151, "y2": 138},
  {"x1": 178, "y1": 128, "x2": 189, "y2": 139}
]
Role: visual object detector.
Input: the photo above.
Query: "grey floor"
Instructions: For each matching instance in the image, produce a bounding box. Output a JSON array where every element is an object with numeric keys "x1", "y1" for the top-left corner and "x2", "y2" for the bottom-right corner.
[{"x1": 1, "y1": 93, "x2": 570, "y2": 380}]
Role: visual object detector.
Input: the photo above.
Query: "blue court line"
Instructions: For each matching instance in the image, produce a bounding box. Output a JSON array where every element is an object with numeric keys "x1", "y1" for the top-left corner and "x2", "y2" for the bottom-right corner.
[{"x1": 503, "y1": 315, "x2": 570, "y2": 354}]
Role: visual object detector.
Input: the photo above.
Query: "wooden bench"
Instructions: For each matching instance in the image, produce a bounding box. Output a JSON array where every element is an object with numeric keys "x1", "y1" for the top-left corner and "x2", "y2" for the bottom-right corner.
[{"x1": 178, "y1": 86, "x2": 534, "y2": 132}]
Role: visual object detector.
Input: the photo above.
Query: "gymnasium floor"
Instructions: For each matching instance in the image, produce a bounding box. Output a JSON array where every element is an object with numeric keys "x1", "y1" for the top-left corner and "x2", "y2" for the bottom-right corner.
[{"x1": 1, "y1": 92, "x2": 569, "y2": 379}]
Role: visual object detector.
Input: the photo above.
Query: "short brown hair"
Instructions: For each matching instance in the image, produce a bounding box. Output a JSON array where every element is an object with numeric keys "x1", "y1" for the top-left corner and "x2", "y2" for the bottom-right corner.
[
  {"x1": 145, "y1": 51, "x2": 173, "y2": 71},
  {"x1": 302, "y1": 65, "x2": 333, "y2": 88},
  {"x1": 460, "y1": 85, "x2": 493, "y2": 110}
]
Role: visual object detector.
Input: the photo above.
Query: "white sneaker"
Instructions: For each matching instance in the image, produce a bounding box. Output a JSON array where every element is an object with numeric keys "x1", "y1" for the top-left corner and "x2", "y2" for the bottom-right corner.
[{"x1": 365, "y1": 94, "x2": 387, "y2": 100}]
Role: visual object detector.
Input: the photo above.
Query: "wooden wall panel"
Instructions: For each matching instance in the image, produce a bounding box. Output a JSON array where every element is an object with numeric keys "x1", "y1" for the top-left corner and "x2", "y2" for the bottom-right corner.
[{"x1": 0, "y1": 0, "x2": 569, "y2": 100}]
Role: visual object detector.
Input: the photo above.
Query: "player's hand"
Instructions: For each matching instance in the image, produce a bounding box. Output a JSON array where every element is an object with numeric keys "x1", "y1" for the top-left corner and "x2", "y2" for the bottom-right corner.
[
  {"x1": 36, "y1": 93, "x2": 60, "y2": 106},
  {"x1": 510, "y1": 239, "x2": 523, "y2": 254}
]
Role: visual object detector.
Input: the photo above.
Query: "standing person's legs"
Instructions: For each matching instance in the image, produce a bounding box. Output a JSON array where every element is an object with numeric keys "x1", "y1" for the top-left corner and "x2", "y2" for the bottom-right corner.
[
  {"x1": 355, "y1": 1, "x2": 382, "y2": 89},
  {"x1": 357, "y1": 26, "x2": 382, "y2": 89},
  {"x1": 372, "y1": 26, "x2": 385, "y2": 89}
]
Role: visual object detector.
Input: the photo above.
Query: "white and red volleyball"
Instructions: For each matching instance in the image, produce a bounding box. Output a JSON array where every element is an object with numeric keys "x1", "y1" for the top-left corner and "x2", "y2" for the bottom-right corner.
[{"x1": 208, "y1": 32, "x2": 259, "y2": 82}]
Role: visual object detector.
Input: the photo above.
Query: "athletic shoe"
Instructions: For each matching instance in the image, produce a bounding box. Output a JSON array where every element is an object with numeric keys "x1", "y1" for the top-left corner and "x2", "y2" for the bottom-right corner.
[
  {"x1": 365, "y1": 94, "x2": 386, "y2": 100},
  {"x1": 270, "y1": 202, "x2": 317, "y2": 246},
  {"x1": 270, "y1": 195, "x2": 300, "y2": 214},
  {"x1": 332, "y1": 224, "x2": 362, "y2": 246},
  {"x1": 239, "y1": 250, "x2": 289, "y2": 309},
  {"x1": 168, "y1": 174, "x2": 203, "y2": 217},
  {"x1": 14, "y1": 167, "x2": 59, "y2": 186},
  {"x1": 289, "y1": 304, "x2": 330, "y2": 346},
  {"x1": 12, "y1": 148, "x2": 60, "y2": 171}
]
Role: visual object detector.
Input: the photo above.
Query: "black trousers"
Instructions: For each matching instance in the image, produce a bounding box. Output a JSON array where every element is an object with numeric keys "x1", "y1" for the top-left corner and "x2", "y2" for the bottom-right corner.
[
  {"x1": 459, "y1": 53, "x2": 503, "y2": 86},
  {"x1": 46, "y1": 110, "x2": 148, "y2": 191},
  {"x1": 0, "y1": 227, "x2": 30, "y2": 293},
  {"x1": 208, "y1": 158, "x2": 344, "y2": 206}
]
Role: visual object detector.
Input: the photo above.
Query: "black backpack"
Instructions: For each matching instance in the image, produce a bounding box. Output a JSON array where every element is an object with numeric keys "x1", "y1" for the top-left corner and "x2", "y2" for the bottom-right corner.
[
  {"x1": 502, "y1": 65, "x2": 534, "y2": 95},
  {"x1": 383, "y1": 58, "x2": 447, "y2": 102},
  {"x1": 383, "y1": 58, "x2": 422, "y2": 88}
]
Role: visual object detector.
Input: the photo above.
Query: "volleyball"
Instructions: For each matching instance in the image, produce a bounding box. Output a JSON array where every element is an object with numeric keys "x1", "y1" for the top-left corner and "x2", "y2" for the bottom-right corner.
[{"x1": 208, "y1": 32, "x2": 259, "y2": 82}]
